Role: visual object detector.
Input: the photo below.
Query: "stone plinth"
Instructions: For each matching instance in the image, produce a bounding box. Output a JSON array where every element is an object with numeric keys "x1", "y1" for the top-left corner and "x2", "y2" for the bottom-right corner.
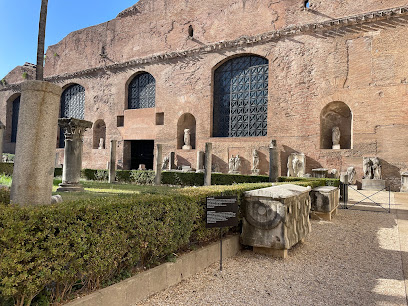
[
  {"x1": 332, "y1": 144, "x2": 340, "y2": 150},
  {"x1": 10, "y1": 81, "x2": 62, "y2": 205},
  {"x1": 312, "y1": 168, "x2": 328, "y2": 178},
  {"x1": 362, "y1": 179, "x2": 386, "y2": 191},
  {"x1": 401, "y1": 172, "x2": 408, "y2": 192},
  {"x1": 310, "y1": 186, "x2": 339, "y2": 221},
  {"x1": 241, "y1": 184, "x2": 311, "y2": 258},
  {"x1": 57, "y1": 118, "x2": 93, "y2": 192}
]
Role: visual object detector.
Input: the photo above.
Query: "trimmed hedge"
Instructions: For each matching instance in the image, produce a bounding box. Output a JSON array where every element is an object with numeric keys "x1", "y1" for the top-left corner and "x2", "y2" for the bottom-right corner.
[
  {"x1": 0, "y1": 182, "x2": 273, "y2": 305},
  {"x1": 0, "y1": 163, "x2": 13, "y2": 176},
  {"x1": 277, "y1": 176, "x2": 340, "y2": 187}
]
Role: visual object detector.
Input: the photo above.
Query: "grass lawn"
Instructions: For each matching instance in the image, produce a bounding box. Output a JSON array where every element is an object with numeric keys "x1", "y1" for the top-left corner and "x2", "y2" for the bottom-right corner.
[{"x1": 52, "y1": 178, "x2": 180, "y2": 201}]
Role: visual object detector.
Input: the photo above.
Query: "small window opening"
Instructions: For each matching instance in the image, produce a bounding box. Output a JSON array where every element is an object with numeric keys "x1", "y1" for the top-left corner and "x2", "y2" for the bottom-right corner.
[
  {"x1": 117, "y1": 115, "x2": 124, "y2": 127},
  {"x1": 304, "y1": 0, "x2": 310, "y2": 8},
  {"x1": 156, "y1": 112, "x2": 164, "y2": 125},
  {"x1": 188, "y1": 25, "x2": 194, "y2": 38}
]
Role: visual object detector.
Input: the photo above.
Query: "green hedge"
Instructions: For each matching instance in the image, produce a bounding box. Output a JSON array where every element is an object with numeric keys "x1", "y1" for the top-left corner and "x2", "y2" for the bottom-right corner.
[
  {"x1": 0, "y1": 163, "x2": 13, "y2": 176},
  {"x1": 277, "y1": 176, "x2": 340, "y2": 187},
  {"x1": 0, "y1": 182, "x2": 272, "y2": 305}
]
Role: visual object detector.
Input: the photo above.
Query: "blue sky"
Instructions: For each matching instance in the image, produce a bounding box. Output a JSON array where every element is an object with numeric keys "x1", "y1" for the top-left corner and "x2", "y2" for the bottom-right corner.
[{"x1": 0, "y1": 0, "x2": 138, "y2": 79}]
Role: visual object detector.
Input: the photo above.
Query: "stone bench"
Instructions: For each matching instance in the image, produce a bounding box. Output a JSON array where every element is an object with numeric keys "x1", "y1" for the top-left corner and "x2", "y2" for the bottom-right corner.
[
  {"x1": 310, "y1": 186, "x2": 339, "y2": 221},
  {"x1": 241, "y1": 184, "x2": 311, "y2": 258}
]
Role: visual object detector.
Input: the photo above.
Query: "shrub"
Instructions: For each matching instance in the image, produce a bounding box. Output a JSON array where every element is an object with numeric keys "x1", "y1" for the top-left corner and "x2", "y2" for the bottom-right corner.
[
  {"x1": 277, "y1": 176, "x2": 340, "y2": 187},
  {"x1": 129, "y1": 170, "x2": 155, "y2": 185},
  {"x1": 115, "y1": 170, "x2": 132, "y2": 182},
  {"x1": 0, "y1": 183, "x2": 272, "y2": 305},
  {"x1": 95, "y1": 169, "x2": 108, "y2": 181},
  {"x1": 0, "y1": 163, "x2": 14, "y2": 176}
]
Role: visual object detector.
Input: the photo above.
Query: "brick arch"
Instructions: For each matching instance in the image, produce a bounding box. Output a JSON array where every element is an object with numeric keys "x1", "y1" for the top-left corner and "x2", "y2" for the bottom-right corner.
[
  {"x1": 126, "y1": 72, "x2": 156, "y2": 110},
  {"x1": 212, "y1": 54, "x2": 269, "y2": 137},
  {"x1": 320, "y1": 101, "x2": 353, "y2": 149},
  {"x1": 177, "y1": 113, "x2": 196, "y2": 149}
]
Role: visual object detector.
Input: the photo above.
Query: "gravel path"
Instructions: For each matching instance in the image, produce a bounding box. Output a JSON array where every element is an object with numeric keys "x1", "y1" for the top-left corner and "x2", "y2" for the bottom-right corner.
[{"x1": 136, "y1": 208, "x2": 406, "y2": 306}]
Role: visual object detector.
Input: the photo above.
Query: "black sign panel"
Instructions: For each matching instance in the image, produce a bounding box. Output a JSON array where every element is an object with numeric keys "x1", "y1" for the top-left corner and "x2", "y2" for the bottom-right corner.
[{"x1": 206, "y1": 196, "x2": 238, "y2": 228}]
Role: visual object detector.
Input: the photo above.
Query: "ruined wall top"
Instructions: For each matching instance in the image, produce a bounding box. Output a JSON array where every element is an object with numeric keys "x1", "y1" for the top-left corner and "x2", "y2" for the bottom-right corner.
[
  {"x1": 0, "y1": 63, "x2": 36, "y2": 88},
  {"x1": 42, "y1": 0, "x2": 408, "y2": 77}
]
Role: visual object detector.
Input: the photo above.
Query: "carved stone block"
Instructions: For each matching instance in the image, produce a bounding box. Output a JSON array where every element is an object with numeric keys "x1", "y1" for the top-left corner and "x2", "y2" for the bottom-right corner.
[
  {"x1": 241, "y1": 184, "x2": 311, "y2": 257},
  {"x1": 310, "y1": 186, "x2": 339, "y2": 221}
]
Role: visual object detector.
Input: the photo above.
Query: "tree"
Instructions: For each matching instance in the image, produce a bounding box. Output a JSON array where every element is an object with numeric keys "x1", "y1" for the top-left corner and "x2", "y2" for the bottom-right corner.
[{"x1": 36, "y1": 0, "x2": 48, "y2": 81}]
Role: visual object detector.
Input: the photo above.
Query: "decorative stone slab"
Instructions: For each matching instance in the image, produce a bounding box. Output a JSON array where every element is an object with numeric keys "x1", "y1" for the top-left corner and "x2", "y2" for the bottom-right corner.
[
  {"x1": 241, "y1": 184, "x2": 311, "y2": 258},
  {"x1": 312, "y1": 168, "x2": 328, "y2": 178},
  {"x1": 310, "y1": 186, "x2": 339, "y2": 221},
  {"x1": 362, "y1": 179, "x2": 386, "y2": 191}
]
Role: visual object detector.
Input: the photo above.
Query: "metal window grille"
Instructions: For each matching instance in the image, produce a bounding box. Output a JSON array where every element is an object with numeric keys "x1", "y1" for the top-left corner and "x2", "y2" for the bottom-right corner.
[
  {"x1": 128, "y1": 73, "x2": 156, "y2": 109},
  {"x1": 59, "y1": 84, "x2": 85, "y2": 147},
  {"x1": 213, "y1": 56, "x2": 268, "y2": 137},
  {"x1": 11, "y1": 96, "x2": 20, "y2": 143}
]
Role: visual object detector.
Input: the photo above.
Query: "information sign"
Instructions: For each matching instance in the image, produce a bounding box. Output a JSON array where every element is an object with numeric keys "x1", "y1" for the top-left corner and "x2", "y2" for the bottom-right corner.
[{"x1": 206, "y1": 196, "x2": 238, "y2": 228}]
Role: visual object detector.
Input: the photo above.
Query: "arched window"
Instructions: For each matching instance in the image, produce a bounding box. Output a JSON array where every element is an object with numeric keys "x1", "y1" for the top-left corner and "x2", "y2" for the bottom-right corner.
[
  {"x1": 11, "y1": 95, "x2": 20, "y2": 143},
  {"x1": 213, "y1": 55, "x2": 269, "y2": 137},
  {"x1": 320, "y1": 101, "x2": 352, "y2": 149},
  {"x1": 93, "y1": 119, "x2": 106, "y2": 149},
  {"x1": 128, "y1": 72, "x2": 156, "y2": 109},
  {"x1": 59, "y1": 84, "x2": 85, "y2": 147}
]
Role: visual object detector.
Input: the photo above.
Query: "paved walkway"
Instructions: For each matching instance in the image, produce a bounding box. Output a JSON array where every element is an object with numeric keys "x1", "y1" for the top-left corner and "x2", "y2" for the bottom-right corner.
[{"x1": 136, "y1": 189, "x2": 408, "y2": 305}]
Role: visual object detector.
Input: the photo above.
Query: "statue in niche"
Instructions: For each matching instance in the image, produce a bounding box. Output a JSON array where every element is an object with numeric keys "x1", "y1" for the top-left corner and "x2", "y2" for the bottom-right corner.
[
  {"x1": 332, "y1": 126, "x2": 340, "y2": 149},
  {"x1": 182, "y1": 128, "x2": 192, "y2": 150},
  {"x1": 98, "y1": 137, "x2": 104, "y2": 149},
  {"x1": 372, "y1": 157, "x2": 382, "y2": 180},
  {"x1": 251, "y1": 149, "x2": 260, "y2": 175},
  {"x1": 162, "y1": 155, "x2": 169, "y2": 170},
  {"x1": 228, "y1": 155, "x2": 241, "y2": 174},
  {"x1": 347, "y1": 166, "x2": 357, "y2": 185}
]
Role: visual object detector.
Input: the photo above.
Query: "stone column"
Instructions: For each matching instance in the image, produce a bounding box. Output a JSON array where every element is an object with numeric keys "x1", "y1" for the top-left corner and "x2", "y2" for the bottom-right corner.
[
  {"x1": 108, "y1": 140, "x2": 117, "y2": 183},
  {"x1": 0, "y1": 121, "x2": 5, "y2": 161},
  {"x1": 204, "y1": 142, "x2": 212, "y2": 186},
  {"x1": 269, "y1": 140, "x2": 279, "y2": 182},
  {"x1": 57, "y1": 118, "x2": 93, "y2": 192},
  {"x1": 10, "y1": 81, "x2": 62, "y2": 205},
  {"x1": 196, "y1": 151, "x2": 205, "y2": 173},
  {"x1": 169, "y1": 151, "x2": 176, "y2": 170},
  {"x1": 155, "y1": 144, "x2": 163, "y2": 185}
]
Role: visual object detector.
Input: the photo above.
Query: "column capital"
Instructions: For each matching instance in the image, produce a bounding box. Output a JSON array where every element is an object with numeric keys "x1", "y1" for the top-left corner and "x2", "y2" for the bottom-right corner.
[{"x1": 58, "y1": 117, "x2": 93, "y2": 139}]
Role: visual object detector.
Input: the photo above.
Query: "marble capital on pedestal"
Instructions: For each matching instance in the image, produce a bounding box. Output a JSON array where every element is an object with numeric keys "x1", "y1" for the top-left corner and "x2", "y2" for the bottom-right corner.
[{"x1": 57, "y1": 118, "x2": 93, "y2": 192}]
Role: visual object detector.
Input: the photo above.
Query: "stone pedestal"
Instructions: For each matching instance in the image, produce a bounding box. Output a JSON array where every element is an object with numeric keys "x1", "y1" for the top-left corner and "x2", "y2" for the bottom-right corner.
[
  {"x1": 182, "y1": 145, "x2": 192, "y2": 150},
  {"x1": 362, "y1": 179, "x2": 386, "y2": 191},
  {"x1": 310, "y1": 186, "x2": 339, "y2": 221},
  {"x1": 154, "y1": 144, "x2": 163, "y2": 185},
  {"x1": 332, "y1": 144, "x2": 340, "y2": 150},
  {"x1": 57, "y1": 118, "x2": 93, "y2": 192},
  {"x1": 401, "y1": 172, "x2": 408, "y2": 192},
  {"x1": 10, "y1": 81, "x2": 62, "y2": 205},
  {"x1": 312, "y1": 168, "x2": 328, "y2": 178},
  {"x1": 241, "y1": 184, "x2": 311, "y2": 258},
  {"x1": 0, "y1": 122, "x2": 5, "y2": 159},
  {"x1": 204, "y1": 143, "x2": 212, "y2": 186},
  {"x1": 108, "y1": 140, "x2": 117, "y2": 183},
  {"x1": 251, "y1": 169, "x2": 260, "y2": 176}
]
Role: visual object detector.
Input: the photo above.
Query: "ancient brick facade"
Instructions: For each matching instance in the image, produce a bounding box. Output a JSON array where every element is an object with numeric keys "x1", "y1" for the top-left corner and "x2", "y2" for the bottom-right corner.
[{"x1": 1, "y1": 0, "x2": 408, "y2": 189}]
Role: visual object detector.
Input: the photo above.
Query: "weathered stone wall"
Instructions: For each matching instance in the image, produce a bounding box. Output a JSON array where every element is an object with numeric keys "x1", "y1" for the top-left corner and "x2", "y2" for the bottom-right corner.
[{"x1": 1, "y1": 2, "x2": 408, "y2": 189}]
